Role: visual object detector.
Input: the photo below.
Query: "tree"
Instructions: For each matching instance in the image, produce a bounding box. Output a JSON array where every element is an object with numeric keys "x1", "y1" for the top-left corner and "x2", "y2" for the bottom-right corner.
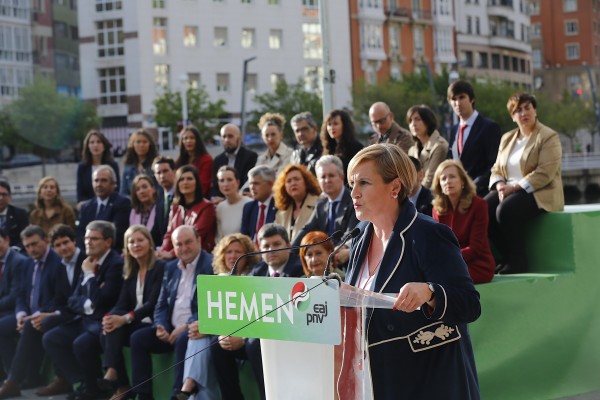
[
  {"x1": 5, "y1": 76, "x2": 99, "y2": 159},
  {"x1": 154, "y1": 86, "x2": 227, "y2": 142},
  {"x1": 537, "y1": 92, "x2": 591, "y2": 152},
  {"x1": 249, "y1": 79, "x2": 322, "y2": 142}
]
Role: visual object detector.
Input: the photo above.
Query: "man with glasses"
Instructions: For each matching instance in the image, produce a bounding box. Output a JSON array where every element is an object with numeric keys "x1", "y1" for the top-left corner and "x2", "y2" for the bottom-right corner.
[
  {"x1": 290, "y1": 112, "x2": 323, "y2": 176},
  {"x1": 368, "y1": 102, "x2": 414, "y2": 153},
  {"x1": 0, "y1": 181, "x2": 28, "y2": 250}
]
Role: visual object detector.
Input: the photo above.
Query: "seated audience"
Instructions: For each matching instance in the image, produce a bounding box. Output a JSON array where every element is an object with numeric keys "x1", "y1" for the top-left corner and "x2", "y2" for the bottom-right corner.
[
  {"x1": 0, "y1": 181, "x2": 29, "y2": 250},
  {"x1": 485, "y1": 92, "x2": 564, "y2": 274},
  {"x1": 98, "y1": 225, "x2": 165, "y2": 400},
  {"x1": 176, "y1": 126, "x2": 213, "y2": 198},
  {"x1": 215, "y1": 166, "x2": 252, "y2": 242},
  {"x1": 42, "y1": 221, "x2": 123, "y2": 400},
  {"x1": 77, "y1": 165, "x2": 131, "y2": 251},
  {"x1": 121, "y1": 129, "x2": 159, "y2": 196},
  {"x1": 320, "y1": 109, "x2": 364, "y2": 183},
  {"x1": 273, "y1": 164, "x2": 321, "y2": 242},
  {"x1": 407, "y1": 156, "x2": 433, "y2": 216},
  {"x1": 299, "y1": 231, "x2": 345, "y2": 280},
  {"x1": 255, "y1": 112, "x2": 292, "y2": 176},
  {"x1": 77, "y1": 130, "x2": 120, "y2": 207},
  {"x1": 129, "y1": 175, "x2": 167, "y2": 247},
  {"x1": 407, "y1": 105, "x2": 449, "y2": 189},
  {"x1": 432, "y1": 160, "x2": 495, "y2": 284},
  {"x1": 289, "y1": 112, "x2": 323, "y2": 175},
  {"x1": 240, "y1": 166, "x2": 277, "y2": 245},
  {"x1": 130, "y1": 226, "x2": 217, "y2": 400},
  {"x1": 158, "y1": 165, "x2": 216, "y2": 258},
  {"x1": 29, "y1": 176, "x2": 76, "y2": 234}
]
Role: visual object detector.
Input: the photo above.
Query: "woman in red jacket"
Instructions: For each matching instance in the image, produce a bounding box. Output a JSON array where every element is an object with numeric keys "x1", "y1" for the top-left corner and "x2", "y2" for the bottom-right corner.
[
  {"x1": 432, "y1": 160, "x2": 495, "y2": 283},
  {"x1": 157, "y1": 165, "x2": 216, "y2": 259},
  {"x1": 176, "y1": 125, "x2": 213, "y2": 198}
]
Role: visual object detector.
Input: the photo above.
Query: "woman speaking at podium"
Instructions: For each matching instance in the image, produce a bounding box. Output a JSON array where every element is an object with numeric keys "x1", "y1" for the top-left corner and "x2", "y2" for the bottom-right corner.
[{"x1": 345, "y1": 144, "x2": 481, "y2": 399}]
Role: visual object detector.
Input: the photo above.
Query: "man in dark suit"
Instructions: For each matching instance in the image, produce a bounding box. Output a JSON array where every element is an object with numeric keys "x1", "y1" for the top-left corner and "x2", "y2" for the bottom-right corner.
[
  {"x1": 130, "y1": 225, "x2": 214, "y2": 400},
  {"x1": 292, "y1": 155, "x2": 358, "y2": 266},
  {"x1": 210, "y1": 124, "x2": 258, "y2": 201},
  {"x1": 0, "y1": 181, "x2": 29, "y2": 250},
  {"x1": 251, "y1": 223, "x2": 303, "y2": 278},
  {"x1": 0, "y1": 228, "x2": 30, "y2": 380},
  {"x1": 447, "y1": 80, "x2": 502, "y2": 196},
  {"x1": 0, "y1": 225, "x2": 64, "y2": 398},
  {"x1": 153, "y1": 156, "x2": 176, "y2": 222},
  {"x1": 408, "y1": 156, "x2": 433, "y2": 216},
  {"x1": 33, "y1": 225, "x2": 85, "y2": 397},
  {"x1": 290, "y1": 111, "x2": 323, "y2": 176},
  {"x1": 77, "y1": 165, "x2": 131, "y2": 251},
  {"x1": 42, "y1": 221, "x2": 123, "y2": 400},
  {"x1": 368, "y1": 102, "x2": 414, "y2": 153},
  {"x1": 241, "y1": 165, "x2": 277, "y2": 245}
]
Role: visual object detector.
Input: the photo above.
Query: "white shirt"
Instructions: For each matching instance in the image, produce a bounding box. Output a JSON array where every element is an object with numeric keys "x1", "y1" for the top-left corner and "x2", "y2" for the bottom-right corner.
[{"x1": 171, "y1": 253, "x2": 200, "y2": 328}]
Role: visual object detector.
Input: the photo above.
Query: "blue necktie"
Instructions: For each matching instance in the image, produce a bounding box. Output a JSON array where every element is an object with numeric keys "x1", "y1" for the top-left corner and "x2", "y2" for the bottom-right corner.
[
  {"x1": 328, "y1": 201, "x2": 339, "y2": 235},
  {"x1": 30, "y1": 261, "x2": 43, "y2": 312},
  {"x1": 97, "y1": 202, "x2": 106, "y2": 218}
]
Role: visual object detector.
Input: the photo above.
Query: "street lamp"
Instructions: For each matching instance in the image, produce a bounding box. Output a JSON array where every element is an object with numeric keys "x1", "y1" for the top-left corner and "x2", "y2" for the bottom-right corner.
[
  {"x1": 240, "y1": 56, "x2": 257, "y2": 137},
  {"x1": 179, "y1": 73, "x2": 189, "y2": 128}
]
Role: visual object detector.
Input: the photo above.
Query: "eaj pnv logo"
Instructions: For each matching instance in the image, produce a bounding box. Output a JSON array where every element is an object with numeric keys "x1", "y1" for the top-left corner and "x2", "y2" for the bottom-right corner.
[{"x1": 291, "y1": 281, "x2": 310, "y2": 312}]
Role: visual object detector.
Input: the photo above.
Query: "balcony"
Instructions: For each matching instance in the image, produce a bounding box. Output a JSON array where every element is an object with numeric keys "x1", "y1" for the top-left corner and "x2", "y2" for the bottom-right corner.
[
  {"x1": 488, "y1": 0, "x2": 516, "y2": 19},
  {"x1": 385, "y1": 4, "x2": 431, "y2": 23}
]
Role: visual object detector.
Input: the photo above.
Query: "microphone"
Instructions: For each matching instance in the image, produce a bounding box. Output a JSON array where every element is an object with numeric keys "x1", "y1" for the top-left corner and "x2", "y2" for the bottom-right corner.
[
  {"x1": 322, "y1": 227, "x2": 361, "y2": 278},
  {"x1": 229, "y1": 230, "x2": 343, "y2": 275}
]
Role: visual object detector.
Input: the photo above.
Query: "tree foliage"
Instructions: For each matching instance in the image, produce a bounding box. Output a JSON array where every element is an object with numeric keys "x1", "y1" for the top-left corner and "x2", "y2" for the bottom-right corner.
[
  {"x1": 4, "y1": 76, "x2": 99, "y2": 158},
  {"x1": 248, "y1": 79, "x2": 323, "y2": 143},
  {"x1": 154, "y1": 86, "x2": 227, "y2": 142}
]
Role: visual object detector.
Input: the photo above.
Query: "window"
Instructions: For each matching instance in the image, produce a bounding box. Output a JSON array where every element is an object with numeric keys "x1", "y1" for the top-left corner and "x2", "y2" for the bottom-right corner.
[
  {"x1": 565, "y1": 20, "x2": 579, "y2": 35},
  {"x1": 302, "y1": 23, "x2": 322, "y2": 59},
  {"x1": 152, "y1": 0, "x2": 165, "y2": 8},
  {"x1": 492, "y1": 53, "x2": 501, "y2": 69},
  {"x1": 566, "y1": 43, "x2": 580, "y2": 59},
  {"x1": 361, "y1": 23, "x2": 383, "y2": 51},
  {"x1": 479, "y1": 52, "x2": 488, "y2": 68},
  {"x1": 54, "y1": 22, "x2": 68, "y2": 38},
  {"x1": 302, "y1": 0, "x2": 318, "y2": 8},
  {"x1": 183, "y1": 26, "x2": 198, "y2": 47},
  {"x1": 503, "y1": 55, "x2": 510, "y2": 70},
  {"x1": 95, "y1": 0, "x2": 122, "y2": 12},
  {"x1": 269, "y1": 29, "x2": 282, "y2": 49},
  {"x1": 214, "y1": 27, "x2": 227, "y2": 47},
  {"x1": 567, "y1": 74, "x2": 581, "y2": 90},
  {"x1": 153, "y1": 18, "x2": 168, "y2": 55},
  {"x1": 532, "y1": 49, "x2": 542, "y2": 68},
  {"x1": 241, "y1": 0, "x2": 252, "y2": 3},
  {"x1": 71, "y1": 25, "x2": 78, "y2": 40},
  {"x1": 216, "y1": 73, "x2": 229, "y2": 92},
  {"x1": 96, "y1": 20, "x2": 124, "y2": 57},
  {"x1": 188, "y1": 73, "x2": 200, "y2": 89},
  {"x1": 529, "y1": 1, "x2": 540, "y2": 15},
  {"x1": 154, "y1": 64, "x2": 169, "y2": 93},
  {"x1": 13, "y1": 27, "x2": 31, "y2": 62},
  {"x1": 464, "y1": 51, "x2": 473, "y2": 68},
  {"x1": 389, "y1": 25, "x2": 400, "y2": 51},
  {"x1": 241, "y1": 28, "x2": 255, "y2": 48},
  {"x1": 304, "y1": 66, "x2": 323, "y2": 94},
  {"x1": 246, "y1": 73, "x2": 257, "y2": 93},
  {"x1": 520, "y1": 59, "x2": 526, "y2": 73},
  {"x1": 413, "y1": 27, "x2": 423, "y2": 52},
  {"x1": 98, "y1": 66, "x2": 126, "y2": 105},
  {"x1": 512, "y1": 56, "x2": 519, "y2": 72},
  {"x1": 563, "y1": 0, "x2": 577, "y2": 12},
  {"x1": 475, "y1": 17, "x2": 480, "y2": 35},
  {"x1": 467, "y1": 16, "x2": 472, "y2": 34},
  {"x1": 268, "y1": 0, "x2": 279, "y2": 4},
  {"x1": 270, "y1": 73, "x2": 284, "y2": 89},
  {"x1": 530, "y1": 23, "x2": 541, "y2": 38}
]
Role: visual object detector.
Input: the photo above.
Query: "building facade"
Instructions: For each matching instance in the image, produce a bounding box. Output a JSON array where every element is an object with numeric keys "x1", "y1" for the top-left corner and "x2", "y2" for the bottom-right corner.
[{"x1": 78, "y1": 0, "x2": 352, "y2": 129}]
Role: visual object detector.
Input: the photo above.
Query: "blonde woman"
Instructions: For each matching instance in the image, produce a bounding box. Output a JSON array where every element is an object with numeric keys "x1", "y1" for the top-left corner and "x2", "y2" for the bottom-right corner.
[
  {"x1": 29, "y1": 176, "x2": 76, "y2": 233},
  {"x1": 256, "y1": 112, "x2": 292, "y2": 176}
]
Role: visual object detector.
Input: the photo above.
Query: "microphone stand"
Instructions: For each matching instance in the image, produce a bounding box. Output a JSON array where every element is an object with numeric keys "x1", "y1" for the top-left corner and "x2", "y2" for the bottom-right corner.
[{"x1": 322, "y1": 227, "x2": 360, "y2": 281}]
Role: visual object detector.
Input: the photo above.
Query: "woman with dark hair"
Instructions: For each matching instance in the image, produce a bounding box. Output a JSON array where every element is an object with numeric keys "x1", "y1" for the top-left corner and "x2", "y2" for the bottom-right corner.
[
  {"x1": 299, "y1": 231, "x2": 344, "y2": 279},
  {"x1": 129, "y1": 175, "x2": 167, "y2": 247},
  {"x1": 30, "y1": 176, "x2": 76, "y2": 233},
  {"x1": 121, "y1": 129, "x2": 159, "y2": 196},
  {"x1": 320, "y1": 109, "x2": 363, "y2": 180},
  {"x1": 407, "y1": 105, "x2": 449, "y2": 189},
  {"x1": 215, "y1": 166, "x2": 251, "y2": 241},
  {"x1": 485, "y1": 92, "x2": 563, "y2": 274},
  {"x1": 76, "y1": 130, "x2": 121, "y2": 208},
  {"x1": 273, "y1": 164, "x2": 321, "y2": 242},
  {"x1": 157, "y1": 165, "x2": 216, "y2": 258},
  {"x1": 432, "y1": 160, "x2": 495, "y2": 284},
  {"x1": 176, "y1": 125, "x2": 213, "y2": 198},
  {"x1": 99, "y1": 225, "x2": 165, "y2": 400}
]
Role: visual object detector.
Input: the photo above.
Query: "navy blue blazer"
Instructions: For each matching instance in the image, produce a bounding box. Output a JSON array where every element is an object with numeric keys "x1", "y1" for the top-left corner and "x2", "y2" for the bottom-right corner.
[
  {"x1": 67, "y1": 249, "x2": 124, "y2": 334},
  {"x1": 4, "y1": 204, "x2": 29, "y2": 250},
  {"x1": 240, "y1": 198, "x2": 277, "y2": 241},
  {"x1": 77, "y1": 191, "x2": 131, "y2": 251},
  {"x1": 251, "y1": 252, "x2": 303, "y2": 278},
  {"x1": 291, "y1": 188, "x2": 358, "y2": 247},
  {"x1": 346, "y1": 201, "x2": 481, "y2": 399},
  {"x1": 50, "y1": 249, "x2": 85, "y2": 327},
  {"x1": 76, "y1": 161, "x2": 121, "y2": 203},
  {"x1": 211, "y1": 147, "x2": 258, "y2": 198},
  {"x1": 110, "y1": 259, "x2": 165, "y2": 323},
  {"x1": 16, "y1": 248, "x2": 63, "y2": 315},
  {"x1": 0, "y1": 249, "x2": 31, "y2": 315},
  {"x1": 415, "y1": 185, "x2": 433, "y2": 217},
  {"x1": 153, "y1": 250, "x2": 213, "y2": 332},
  {"x1": 448, "y1": 113, "x2": 502, "y2": 196}
]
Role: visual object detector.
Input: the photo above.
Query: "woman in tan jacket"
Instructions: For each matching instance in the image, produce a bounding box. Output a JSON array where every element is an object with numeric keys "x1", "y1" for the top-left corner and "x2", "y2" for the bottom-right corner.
[{"x1": 485, "y1": 92, "x2": 563, "y2": 274}]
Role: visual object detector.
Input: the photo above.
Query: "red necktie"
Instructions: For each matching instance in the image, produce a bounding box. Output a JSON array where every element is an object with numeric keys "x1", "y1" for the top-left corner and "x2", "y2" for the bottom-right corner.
[
  {"x1": 255, "y1": 203, "x2": 266, "y2": 245},
  {"x1": 458, "y1": 124, "x2": 468, "y2": 155}
]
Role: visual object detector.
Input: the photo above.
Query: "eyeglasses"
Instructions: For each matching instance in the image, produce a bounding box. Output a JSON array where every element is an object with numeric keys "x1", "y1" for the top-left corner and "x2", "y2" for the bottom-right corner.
[
  {"x1": 370, "y1": 113, "x2": 390, "y2": 126},
  {"x1": 84, "y1": 236, "x2": 105, "y2": 242}
]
